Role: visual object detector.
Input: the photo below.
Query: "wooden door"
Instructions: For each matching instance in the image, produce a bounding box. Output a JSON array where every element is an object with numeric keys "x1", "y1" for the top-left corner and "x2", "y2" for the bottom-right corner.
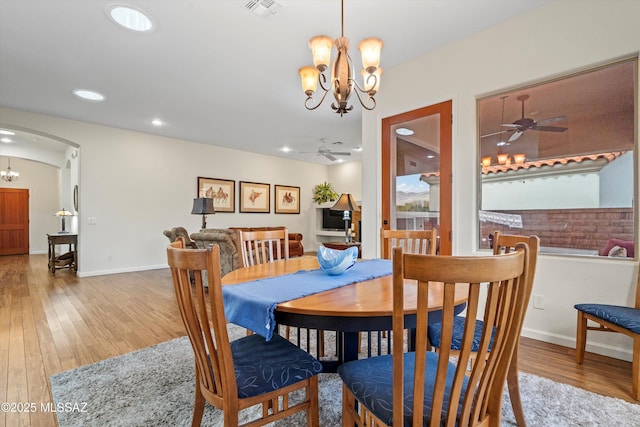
[
  {"x1": 381, "y1": 101, "x2": 452, "y2": 255},
  {"x1": 0, "y1": 188, "x2": 29, "y2": 255}
]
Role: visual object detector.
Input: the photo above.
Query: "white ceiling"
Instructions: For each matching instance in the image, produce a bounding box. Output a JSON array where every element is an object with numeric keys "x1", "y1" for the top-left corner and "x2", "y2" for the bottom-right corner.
[{"x1": 0, "y1": 0, "x2": 553, "y2": 164}]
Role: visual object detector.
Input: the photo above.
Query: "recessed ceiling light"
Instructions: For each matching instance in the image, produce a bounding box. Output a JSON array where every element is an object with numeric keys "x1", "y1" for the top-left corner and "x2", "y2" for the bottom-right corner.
[
  {"x1": 427, "y1": 155, "x2": 434, "y2": 159},
  {"x1": 396, "y1": 127, "x2": 414, "y2": 136},
  {"x1": 281, "y1": 146, "x2": 291, "y2": 152},
  {"x1": 353, "y1": 146, "x2": 363, "y2": 152},
  {"x1": 73, "y1": 89, "x2": 105, "y2": 101},
  {"x1": 0, "y1": 129, "x2": 15, "y2": 135},
  {"x1": 151, "y1": 119, "x2": 164, "y2": 126},
  {"x1": 106, "y1": 5, "x2": 154, "y2": 32}
]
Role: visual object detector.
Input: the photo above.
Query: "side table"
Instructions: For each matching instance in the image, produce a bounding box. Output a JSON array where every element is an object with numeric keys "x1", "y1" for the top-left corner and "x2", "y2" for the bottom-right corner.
[
  {"x1": 47, "y1": 233, "x2": 78, "y2": 274},
  {"x1": 321, "y1": 241, "x2": 362, "y2": 258}
]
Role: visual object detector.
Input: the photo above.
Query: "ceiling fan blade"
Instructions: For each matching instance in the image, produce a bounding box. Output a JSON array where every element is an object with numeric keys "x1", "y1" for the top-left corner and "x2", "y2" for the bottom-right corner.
[
  {"x1": 481, "y1": 129, "x2": 513, "y2": 138},
  {"x1": 500, "y1": 123, "x2": 520, "y2": 128},
  {"x1": 508, "y1": 130, "x2": 523, "y2": 142},
  {"x1": 531, "y1": 125, "x2": 568, "y2": 132},
  {"x1": 324, "y1": 153, "x2": 337, "y2": 161},
  {"x1": 536, "y1": 115, "x2": 567, "y2": 125},
  {"x1": 328, "y1": 151, "x2": 351, "y2": 156}
]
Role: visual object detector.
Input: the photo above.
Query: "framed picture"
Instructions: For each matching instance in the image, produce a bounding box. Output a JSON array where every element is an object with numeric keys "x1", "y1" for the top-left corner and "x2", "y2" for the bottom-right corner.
[
  {"x1": 239, "y1": 181, "x2": 270, "y2": 213},
  {"x1": 274, "y1": 185, "x2": 300, "y2": 214},
  {"x1": 197, "y1": 177, "x2": 235, "y2": 213}
]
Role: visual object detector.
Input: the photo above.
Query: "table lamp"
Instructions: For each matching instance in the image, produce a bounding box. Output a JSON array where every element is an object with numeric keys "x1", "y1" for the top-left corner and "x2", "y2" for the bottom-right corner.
[
  {"x1": 331, "y1": 193, "x2": 360, "y2": 243},
  {"x1": 191, "y1": 197, "x2": 215, "y2": 230},
  {"x1": 55, "y1": 208, "x2": 73, "y2": 233}
]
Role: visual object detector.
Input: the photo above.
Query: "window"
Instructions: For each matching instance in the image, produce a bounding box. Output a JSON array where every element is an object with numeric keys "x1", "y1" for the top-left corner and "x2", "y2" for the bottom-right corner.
[{"x1": 478, "y1": 58, "x2": 637, "y2": 258}]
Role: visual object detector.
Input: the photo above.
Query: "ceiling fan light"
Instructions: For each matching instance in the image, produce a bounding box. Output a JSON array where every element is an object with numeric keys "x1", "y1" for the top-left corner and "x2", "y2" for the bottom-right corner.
[
  {"x1": 497, "y1": 153, "x2": 509, "y2": 165},
  {"x1": 308, "y1": 35, "x2": 333, "y2": 71},
  {"x1": 358, "y1": 37, "x2": 383, "y2": 72},
  {"x1": 299, "y1": 66, "x2": 319, "y2": 96}
]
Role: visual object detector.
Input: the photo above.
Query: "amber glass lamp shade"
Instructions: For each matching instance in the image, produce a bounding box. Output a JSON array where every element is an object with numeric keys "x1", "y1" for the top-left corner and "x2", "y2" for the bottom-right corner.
[
  {"x1": 361, "y1": 67, "x2": 382, "y2": 94},
  {"x1": 308, "y1": 35, "x2": 333, "y2": 71},
  {"x1": 358, "y1": 37, "x2": 383, "y2": 72},
  {"x1": 299, "y1": 66, "x2": 320, "y2": 96}
]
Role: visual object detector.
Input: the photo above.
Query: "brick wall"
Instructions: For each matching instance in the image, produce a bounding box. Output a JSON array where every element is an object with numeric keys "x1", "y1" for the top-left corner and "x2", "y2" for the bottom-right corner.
[{"x1": 479, "y1": 208, "x2": 633, "y2": 253}]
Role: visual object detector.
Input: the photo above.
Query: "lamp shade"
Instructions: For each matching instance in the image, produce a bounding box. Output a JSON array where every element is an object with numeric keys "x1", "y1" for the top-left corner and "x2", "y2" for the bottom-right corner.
[
  {"x1": 191, "y1": 197, "x2": 215, "y2": 215},
  {"x1": 308, "y1": 35, "x2": 333, "y2": 70},
  {"x1": 55, "y1": 209, "x2": 73, "y2": 217},
  {"x1": 361, "y1": 67, "x2": 382, "y2": 94},
  {"x1": 358, "y1": 37, "x2": 383, "y2": 72},
  {"x1": 299, "y1": 65, "x2": 319, "y2": 96},
  {"x1": 331, "y1": 193, "x2": 359, "y2": 212},
  {"x1": 513, "y1": 153, "x2": 526, "y2": 164}
]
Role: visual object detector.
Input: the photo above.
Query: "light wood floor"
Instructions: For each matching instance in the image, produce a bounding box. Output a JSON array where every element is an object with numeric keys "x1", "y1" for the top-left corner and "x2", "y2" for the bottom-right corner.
[{"x1": 1, "y1": 254, "x2": 637, "y2": 426}]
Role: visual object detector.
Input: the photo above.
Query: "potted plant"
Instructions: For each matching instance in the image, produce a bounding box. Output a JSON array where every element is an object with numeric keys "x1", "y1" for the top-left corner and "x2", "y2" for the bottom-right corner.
[{"x1": 313, "y1": 182, "x2": 339, "y2": 204}]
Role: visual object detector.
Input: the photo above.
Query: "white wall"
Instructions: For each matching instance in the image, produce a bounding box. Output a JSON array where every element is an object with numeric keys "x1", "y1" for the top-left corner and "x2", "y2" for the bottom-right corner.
[
  {"x1": 362, "y1": 0, "x2": 640, "y2": 361},
  {"x1": 482, "y1": 173, "x2": 600, "y2": 210},
  {"x1": 0, "y1": 108, "x2": 336, "y2": 276},
  {"x1": 600, "y1": 151, "x2": 634, "y2": 207},
  {"x1": 0, "y1": 156, "x2": 59, "y2": 253},
  {"x1": 328, "y1": 161, "x2": 362, "y2": 201}
]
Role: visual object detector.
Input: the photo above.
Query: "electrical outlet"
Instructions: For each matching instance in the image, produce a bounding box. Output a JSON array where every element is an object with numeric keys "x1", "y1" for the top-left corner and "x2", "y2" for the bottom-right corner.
[
  {"x1": 533, "y1": 294, "x2": 544, "y2": 310},
  {"x1": 88, "y1": 217, "x2": 97, "y2": 225},
  {"x1": 107, "y1": 253, "x2": 113, "y2": 261}
]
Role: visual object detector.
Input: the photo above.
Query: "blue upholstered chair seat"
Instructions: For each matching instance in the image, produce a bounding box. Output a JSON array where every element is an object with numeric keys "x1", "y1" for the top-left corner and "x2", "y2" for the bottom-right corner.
[
  {"x1": 574, "y1": 303, "x2": 640, "y2": 334},
  {"x1": 231, "y1": 333, "x2": 323, "y2": 398},
  {"x1": 337, "y1": 352, "x2": 468, "y2": 426},
  {"x1": 428, "y1": 316, "x2": 496, "y2": 351}
]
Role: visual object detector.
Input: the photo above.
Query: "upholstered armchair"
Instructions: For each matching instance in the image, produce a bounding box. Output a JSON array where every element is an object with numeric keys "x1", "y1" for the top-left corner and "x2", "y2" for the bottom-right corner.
[
  {"x1": 163, "y1": 227, "x2": 197, "y2": 248},
  {"x1": 190, "y1": 228, "x2": 241, "y2": 276}
]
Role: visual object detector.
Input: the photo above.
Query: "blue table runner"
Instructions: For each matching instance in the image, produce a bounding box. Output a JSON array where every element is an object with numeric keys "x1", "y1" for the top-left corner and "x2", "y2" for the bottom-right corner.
[{"x1": 222, "y1": 259, "x2": 392, "y2": 340}]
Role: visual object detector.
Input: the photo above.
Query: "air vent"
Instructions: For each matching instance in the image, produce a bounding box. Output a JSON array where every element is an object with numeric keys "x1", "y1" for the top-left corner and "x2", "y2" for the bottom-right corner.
[{"x1": 245, "y1": 0, "x2": 284, "y2": 17}]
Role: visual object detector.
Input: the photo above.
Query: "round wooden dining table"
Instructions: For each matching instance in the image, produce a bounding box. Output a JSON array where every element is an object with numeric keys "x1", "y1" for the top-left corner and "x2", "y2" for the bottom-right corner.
[{"x1": 221, "y1": 255, "x2": 468, "y2": 371}]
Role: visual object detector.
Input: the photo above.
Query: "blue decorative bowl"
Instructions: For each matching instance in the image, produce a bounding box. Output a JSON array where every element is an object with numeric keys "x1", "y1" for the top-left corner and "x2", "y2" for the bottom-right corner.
[{"x1": 317, "y1": 245, "x2": 358, "y2": 275}]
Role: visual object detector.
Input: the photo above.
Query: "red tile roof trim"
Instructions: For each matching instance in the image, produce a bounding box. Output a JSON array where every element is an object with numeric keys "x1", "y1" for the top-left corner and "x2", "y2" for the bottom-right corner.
[{"x1": 480, "y1": 151, "x2": 626, "y2": 175}]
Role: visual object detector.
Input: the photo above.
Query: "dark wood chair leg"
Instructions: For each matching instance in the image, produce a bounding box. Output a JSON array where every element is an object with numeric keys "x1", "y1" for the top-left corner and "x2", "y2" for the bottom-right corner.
[
  {"x1": 633, "y1": 335, "x2": 640, "y2": 400},
  {"x1": 575, "y1": 311, "x2": 587, "y2": 363}
]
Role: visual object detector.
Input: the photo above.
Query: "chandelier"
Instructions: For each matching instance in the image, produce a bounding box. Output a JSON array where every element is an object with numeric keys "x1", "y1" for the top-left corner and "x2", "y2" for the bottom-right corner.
[
  {"x1": 1, "y1": 158, "x2": 19, "y2": 182},
  {"x1": 298, "y1": 0, "x2": 383, "y2": 116}
]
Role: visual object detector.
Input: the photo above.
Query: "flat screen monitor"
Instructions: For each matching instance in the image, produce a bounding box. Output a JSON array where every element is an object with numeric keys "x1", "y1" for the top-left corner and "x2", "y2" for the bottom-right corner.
[{"x1": 322, "y1": 208, "x2": 349, "y2": 231}]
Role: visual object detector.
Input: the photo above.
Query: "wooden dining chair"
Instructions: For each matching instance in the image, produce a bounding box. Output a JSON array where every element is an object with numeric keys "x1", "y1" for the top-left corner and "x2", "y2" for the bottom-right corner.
[
  {"x1": 167, "y1": 240, "x2": 322, "y2": 427},
  {"x1": 575, "y1": 265, "x2": 640, "y2": 400},
  {"x1": 427, "y1": 232, "x2": 539, "y2": 426},
  {"x1": 237, "y1": 227, "x2": 324, "y2": 353},
  {"x1": 380, "y1": 228, "x2": 438, "y2": 259},
  {"x1": 237, "y1": 228, "x2": 289, "y2": 267},
  {"x1": 339, "y1": 244, "x2": 531, "y2": 426},
  {"x1": 364, "y1": 228, "x2": 439, "y2": 354}
]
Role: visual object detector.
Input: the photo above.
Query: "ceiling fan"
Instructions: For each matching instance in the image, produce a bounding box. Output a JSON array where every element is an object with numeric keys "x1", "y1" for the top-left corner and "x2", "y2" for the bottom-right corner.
[
  {"x1": 301, "y1": 139, "x2": 352, "y2": 161},
  {"x1": 482, "y1": 94, "x2": 568, "y2": 142}
]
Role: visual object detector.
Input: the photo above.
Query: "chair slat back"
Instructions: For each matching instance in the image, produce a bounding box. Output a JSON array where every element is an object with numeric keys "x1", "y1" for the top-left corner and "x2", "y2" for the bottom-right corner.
[
  {"x1": 391, "y1": 244, "x2": 530, "y2": 427},
  {"x1": 380, "y1": 228, "x2": 437, "y2": 259},
  {"x1": 167, "y1": 243, "x2": 237, "y2": 403},
  {"x1": 238, "y1": 228, "x2": 289, "y2": 267},
  {"x1": 493, "y1": 231, "x2": 540, "y2": 310}
]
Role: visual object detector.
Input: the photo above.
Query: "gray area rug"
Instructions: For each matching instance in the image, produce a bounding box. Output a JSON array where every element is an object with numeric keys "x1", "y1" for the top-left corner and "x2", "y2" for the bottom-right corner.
[{"x1": 51, "y1": 324, "x2": 640, "y2": 426}]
